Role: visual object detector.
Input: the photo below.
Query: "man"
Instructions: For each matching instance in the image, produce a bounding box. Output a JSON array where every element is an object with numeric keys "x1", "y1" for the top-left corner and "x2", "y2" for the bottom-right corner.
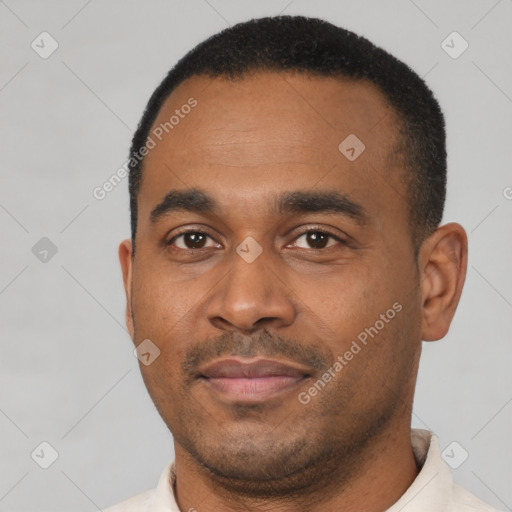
[{"x1": 113, "y1": 15, "x2": 496, "y2": 511}]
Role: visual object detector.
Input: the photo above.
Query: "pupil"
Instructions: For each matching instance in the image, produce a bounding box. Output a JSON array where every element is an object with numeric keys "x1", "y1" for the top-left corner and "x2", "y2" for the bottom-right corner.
[
  {"x1": 186, "y1": 233, "x2": 205, "y2": 249},
  {"x1": 308, "y1": 232, "x2": 327, "y2": 248}
]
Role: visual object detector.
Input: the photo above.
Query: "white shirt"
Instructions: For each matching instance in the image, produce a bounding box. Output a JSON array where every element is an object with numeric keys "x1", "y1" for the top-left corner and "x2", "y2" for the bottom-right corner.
[{"x1": 104, "y1": 429, "x2": 497, "y2": 511}]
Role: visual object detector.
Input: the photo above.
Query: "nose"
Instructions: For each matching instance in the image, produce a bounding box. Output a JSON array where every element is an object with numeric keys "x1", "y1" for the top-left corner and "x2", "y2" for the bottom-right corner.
[{"x1": 204, "y1": 246, "x2": 297, "y2": 334}]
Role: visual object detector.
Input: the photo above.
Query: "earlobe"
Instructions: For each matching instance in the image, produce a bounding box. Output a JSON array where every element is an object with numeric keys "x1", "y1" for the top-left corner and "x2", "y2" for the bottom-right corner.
[
  {"x1": 419, "y1": 223, "x2": 468, "y2": 342},
  {"x1": 119, "y1": 239, "x2": 135, "y2": 340}
]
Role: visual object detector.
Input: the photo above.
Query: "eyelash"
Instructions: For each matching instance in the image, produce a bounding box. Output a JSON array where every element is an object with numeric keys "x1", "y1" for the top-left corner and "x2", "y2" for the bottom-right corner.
[{"x1": 166, "y1": 226, "x2": 347, "y2": 251}]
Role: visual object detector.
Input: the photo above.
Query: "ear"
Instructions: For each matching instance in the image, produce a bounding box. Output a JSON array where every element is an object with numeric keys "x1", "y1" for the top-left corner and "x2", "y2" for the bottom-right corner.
[
  {"x1": 119, "y1": 239, "x2": 135, "y2": 341},
  {"x1": 418, "y1": 223, "x2": 468, "y2": 341}
]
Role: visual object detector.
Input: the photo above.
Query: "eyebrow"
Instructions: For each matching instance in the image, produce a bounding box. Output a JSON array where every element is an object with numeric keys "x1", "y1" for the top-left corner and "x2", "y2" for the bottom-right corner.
[{"x1": 149, "y1": 187, "x2": 368, "y2": 225}]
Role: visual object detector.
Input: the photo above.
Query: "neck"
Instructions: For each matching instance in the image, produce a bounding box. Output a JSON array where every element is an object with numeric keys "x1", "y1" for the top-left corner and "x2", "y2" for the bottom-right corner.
[{"x1": 172, "y1": 422, "x2": 420, "y2": 512}]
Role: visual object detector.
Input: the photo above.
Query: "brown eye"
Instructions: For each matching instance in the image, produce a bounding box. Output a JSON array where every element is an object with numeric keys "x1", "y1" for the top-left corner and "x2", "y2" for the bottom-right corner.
[
  {"x1": 294, "y1": 231, "x2": 340, "y2": 250},
  {"x1": 306, "y1": 232, "x2": 329, "y2": 249},
  {"x1": 169, "y1": 231, "x2": 217, "y2": 250}
]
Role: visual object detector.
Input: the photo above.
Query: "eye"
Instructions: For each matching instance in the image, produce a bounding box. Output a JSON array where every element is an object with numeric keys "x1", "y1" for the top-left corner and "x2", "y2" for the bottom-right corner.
[
  {"x1": 292, "y1": 230, "x2": 344, "y2": 250},
  {"x1": 168, "y1": 231, "x2": 219, "y2": 250}
]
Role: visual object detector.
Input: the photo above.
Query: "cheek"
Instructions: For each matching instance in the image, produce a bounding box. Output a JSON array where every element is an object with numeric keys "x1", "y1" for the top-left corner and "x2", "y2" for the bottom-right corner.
[
  {"x1": 131, "y1": 263, "x2": 202, "y2": 349},
  {"x1": 299, "y1": 259, "x2": 416, "y2": 366},
  {"x1": 295, "y1": 263, "x2": 385, "y2": 335}
]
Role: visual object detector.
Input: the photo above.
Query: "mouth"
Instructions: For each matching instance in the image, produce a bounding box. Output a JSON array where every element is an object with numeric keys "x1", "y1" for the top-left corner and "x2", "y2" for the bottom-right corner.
[{"x1": 197, "y1": 357, "x2": 312, "y2": 402}]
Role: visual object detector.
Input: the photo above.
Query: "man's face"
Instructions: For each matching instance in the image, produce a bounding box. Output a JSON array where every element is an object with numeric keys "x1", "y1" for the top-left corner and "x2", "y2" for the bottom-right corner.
[{"x1": 121, "y1": 72, "x2": 424, "y2": 489}]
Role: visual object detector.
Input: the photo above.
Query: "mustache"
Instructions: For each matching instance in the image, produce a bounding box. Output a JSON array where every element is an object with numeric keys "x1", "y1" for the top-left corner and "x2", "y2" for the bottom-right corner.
[{"x1": 182, "y1": 328, "x2": 331, "y2": 380}]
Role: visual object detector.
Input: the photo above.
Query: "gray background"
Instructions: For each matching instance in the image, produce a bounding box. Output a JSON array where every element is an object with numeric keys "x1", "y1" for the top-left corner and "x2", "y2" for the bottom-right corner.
[{"x1": 0, "y1": 0, "x2": 511, "y2": 510}]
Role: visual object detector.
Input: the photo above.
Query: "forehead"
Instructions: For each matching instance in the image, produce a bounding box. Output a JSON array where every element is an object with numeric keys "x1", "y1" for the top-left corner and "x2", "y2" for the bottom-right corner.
[{"x1": 138, "y1": 71, "x2": 406, "y2": 226}]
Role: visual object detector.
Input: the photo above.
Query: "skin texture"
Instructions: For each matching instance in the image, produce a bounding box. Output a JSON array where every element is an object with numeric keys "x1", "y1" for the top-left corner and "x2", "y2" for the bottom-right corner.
[{"x1": 119, "y1": 71, "x2": 468, "y2": 512}]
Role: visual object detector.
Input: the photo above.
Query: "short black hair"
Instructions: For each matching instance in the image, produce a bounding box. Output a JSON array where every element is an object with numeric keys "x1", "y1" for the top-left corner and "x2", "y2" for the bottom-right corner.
[{"x1": 128, "y1": 15, "x2": 446, "y2": 255}]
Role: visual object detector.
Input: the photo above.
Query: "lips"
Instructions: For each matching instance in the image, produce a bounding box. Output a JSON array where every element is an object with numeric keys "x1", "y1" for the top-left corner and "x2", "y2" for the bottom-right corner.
[
  {"x1": 199, "y1": 358, "x2": 310, "y2": 379},
  {"x1": 198, "y1": 358, "x2": 311, "y2": 401}
]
